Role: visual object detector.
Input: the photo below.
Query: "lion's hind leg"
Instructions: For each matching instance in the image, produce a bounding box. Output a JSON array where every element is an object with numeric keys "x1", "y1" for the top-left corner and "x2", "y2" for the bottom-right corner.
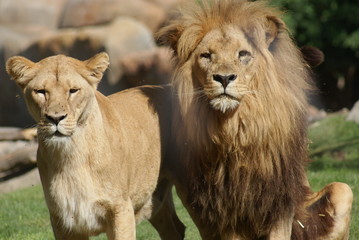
[
  {"x1": 150, "y1": 179, "x2": 186, "y2": 240},
  {"x1": 293, "y1": 182, "x2": 353, "y2": 240}
]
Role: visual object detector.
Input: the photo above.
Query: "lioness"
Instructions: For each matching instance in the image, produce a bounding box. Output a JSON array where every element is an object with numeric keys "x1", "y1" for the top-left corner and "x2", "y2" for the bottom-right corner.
[{"x1": 6, "y1": 53, "x2": 184, "y2": 240}]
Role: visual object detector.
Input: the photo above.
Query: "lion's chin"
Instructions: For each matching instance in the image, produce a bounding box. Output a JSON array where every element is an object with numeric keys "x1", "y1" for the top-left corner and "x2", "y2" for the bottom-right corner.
[{"x1": 209, "y1": 95, "x2": 240, "y2": 113}]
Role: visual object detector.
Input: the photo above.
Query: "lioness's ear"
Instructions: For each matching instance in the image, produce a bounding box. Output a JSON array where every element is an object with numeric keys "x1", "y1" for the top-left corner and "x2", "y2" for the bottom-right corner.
[
  {"x1": 6, "y1": 56, "x2": 36, "y2": 89},
  {"x1": 85, "y1": 52, "x2": 109, "y2": 86},
  {"x1": 265, "y1": 15, "x2": 285, "y2": 48},
  {"x1": 156, "y1": 22, "x2": 184, "y2": 56}
]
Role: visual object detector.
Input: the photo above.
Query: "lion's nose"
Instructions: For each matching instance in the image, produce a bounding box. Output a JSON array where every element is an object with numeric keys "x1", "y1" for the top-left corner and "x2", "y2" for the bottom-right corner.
[
  {"x1": 45, "y1": 114, "x2": 67, "y2": 125},
  {"x1": 213, "y1": 74, "x2": 237, "y2": 88}
]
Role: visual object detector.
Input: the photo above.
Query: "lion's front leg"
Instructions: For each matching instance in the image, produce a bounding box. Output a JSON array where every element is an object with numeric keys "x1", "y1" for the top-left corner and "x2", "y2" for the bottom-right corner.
[
  {"x1": 174, "y1": 184, "x2": 222, "y2": 240},
  {"x1": 106, "y1": 199, "x2": 136, "y2": 240},
  {"x1": 293, "y1": 182, "x2": 353, "y2": 240}
]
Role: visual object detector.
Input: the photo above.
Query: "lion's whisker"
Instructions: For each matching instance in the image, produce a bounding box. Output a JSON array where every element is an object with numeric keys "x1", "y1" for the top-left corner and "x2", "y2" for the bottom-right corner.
[
  {"x1": 28, "y1": 124, "x2": 38, "y2": 129},
  {"x1": 177, "y1": 88, "x2": 206, "y2": 96},
  {"x1": 195, "y1": 93, "x2": 210, "y2": 101}
]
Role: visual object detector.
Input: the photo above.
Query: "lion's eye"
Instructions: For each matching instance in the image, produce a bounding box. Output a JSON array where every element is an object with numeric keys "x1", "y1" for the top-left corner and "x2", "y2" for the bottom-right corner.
[
  {"x1": 34, "y1": 89, "x2": 46, "y2": 95},
  {"x1": 69, "y1": 89, "x2": 79, "y2": 94},
  {"x1": 238, "y1": 50, "x2": 251, "y2": 57},
  {"x1": 200, "y1": 53, "x2": 211, "y2": 59}
]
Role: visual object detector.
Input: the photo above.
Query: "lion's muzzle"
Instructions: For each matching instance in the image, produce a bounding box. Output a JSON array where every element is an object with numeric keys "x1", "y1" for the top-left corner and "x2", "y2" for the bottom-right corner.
[{"x1": 213, "y1": 74, "x2": 237, "y2": 89}]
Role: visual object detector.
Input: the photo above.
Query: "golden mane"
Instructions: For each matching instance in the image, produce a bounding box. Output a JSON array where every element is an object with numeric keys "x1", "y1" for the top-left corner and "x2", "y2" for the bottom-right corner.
[{"x1": 157, "y1": 0, "x2": 341, "y2": 238}]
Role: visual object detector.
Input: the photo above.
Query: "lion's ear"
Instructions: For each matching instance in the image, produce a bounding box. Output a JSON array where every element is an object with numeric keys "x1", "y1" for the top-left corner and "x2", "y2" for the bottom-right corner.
[
  {"x1": 156, "y1": 22, "x2": 184, "y2": 56},
  {"x1": 300, "y1": 46, "x2": 325, "y2": 68},
  {"x1": 85, "y1": 52, "x2": 109, "y2": 87},
  {"x1": 265, "y1": 16, "x2": 285, "y2": 48},
  {"x1": 6, "y1": 56, "x2": 36, "y2": 89}
]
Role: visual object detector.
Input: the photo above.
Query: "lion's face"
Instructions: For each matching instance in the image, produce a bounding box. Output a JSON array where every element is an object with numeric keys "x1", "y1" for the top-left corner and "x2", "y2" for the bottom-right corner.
[
  {"x1": 193, "y1": 25, "x2": 256, "y2": 113},
  {"x1": 6, "y1": 53, "x2": 109, "y2": 141}
]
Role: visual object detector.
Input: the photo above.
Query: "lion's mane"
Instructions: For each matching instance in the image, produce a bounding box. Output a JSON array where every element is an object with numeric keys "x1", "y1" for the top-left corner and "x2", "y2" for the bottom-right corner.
[{"x1": 158, "y1": 0, "x2": 315, "y2": 238}]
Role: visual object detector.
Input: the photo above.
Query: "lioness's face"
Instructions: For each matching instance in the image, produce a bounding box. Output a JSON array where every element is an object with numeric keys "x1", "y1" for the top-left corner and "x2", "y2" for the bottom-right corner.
[
  {"x1": 193, "y1": 25, "x2": 256, "y2": 113},
  {"x1": 6, "y1": 53, "x2": 109, "y2": 141},
  {"x1": 25, "y1": 61, "x2": 95, "y2": 139}
]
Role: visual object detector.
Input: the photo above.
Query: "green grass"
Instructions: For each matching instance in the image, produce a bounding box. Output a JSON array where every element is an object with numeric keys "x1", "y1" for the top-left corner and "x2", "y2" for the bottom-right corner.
[
  {"x1": 0, "y1": 114, "x2": 358, "y2": 239},
  {"x1": 0, "y1": 185, "x2": 199, "y2": 240},
  {"x1": 308, "y1": 114, "x2": 359, "y2": 238}
]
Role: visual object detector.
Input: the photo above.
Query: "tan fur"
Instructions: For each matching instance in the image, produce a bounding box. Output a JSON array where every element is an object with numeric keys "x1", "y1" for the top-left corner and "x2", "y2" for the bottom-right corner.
[
  {"x1": 6, "y1": 53, "x2": 185, "y2": 240},
  {"x1": 157, "y1": 0, "x2": 353, "y2": 239}
]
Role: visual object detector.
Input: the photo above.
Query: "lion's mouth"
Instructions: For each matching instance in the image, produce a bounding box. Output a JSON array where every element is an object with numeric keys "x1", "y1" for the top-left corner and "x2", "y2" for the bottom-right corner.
[
  {"x1": 217, "y1": 93, "x2": 237, "y2": 100},
  {"x1": 53, "y1": 130, "x2": 68, "y2": 137}
]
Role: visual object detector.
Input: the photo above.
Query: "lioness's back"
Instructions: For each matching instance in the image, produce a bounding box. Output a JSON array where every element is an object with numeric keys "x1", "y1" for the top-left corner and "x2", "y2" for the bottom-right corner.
[{"x1": 108, "y1": 85, "x2": 172, "y2": 144}]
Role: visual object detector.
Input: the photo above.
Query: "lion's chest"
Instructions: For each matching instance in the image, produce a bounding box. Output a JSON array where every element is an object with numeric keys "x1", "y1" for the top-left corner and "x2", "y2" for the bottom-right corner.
[
  {"x1": 188, "y1": 152, "x2": 295, "y2": 236},
  {"x1": 49, "y1": 170, "x2": 106, "y2": 234}
]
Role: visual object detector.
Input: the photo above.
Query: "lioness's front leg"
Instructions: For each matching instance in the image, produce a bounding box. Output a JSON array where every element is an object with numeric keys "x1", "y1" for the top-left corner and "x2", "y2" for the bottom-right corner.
[
  {"x1": 106, "y1": 199, "x2": 136, "y2": 240},
  {"x1": 50, "y1": 214, "x2": 89, "y2": 240}
]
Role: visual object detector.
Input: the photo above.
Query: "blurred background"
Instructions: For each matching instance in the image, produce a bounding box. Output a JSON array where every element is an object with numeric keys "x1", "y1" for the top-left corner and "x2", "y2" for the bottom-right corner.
[{"x1": 272, "y1": 0, "x2": 359, "y2": 112}]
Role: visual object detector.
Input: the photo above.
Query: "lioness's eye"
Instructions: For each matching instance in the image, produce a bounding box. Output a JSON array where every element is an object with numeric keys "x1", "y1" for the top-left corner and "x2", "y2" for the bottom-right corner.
[
  {"x1": 69, "y1": 89, "x2": 79, "y2": 94},
  {"x1": 200, "y1": 53, "x2": 211, "y2": 59},
  {"x1": 238, "y1": 50, "x2": 251, "y2": 57},
  {"x1": 34, "y1": 89, "x2": 46, "y2": 95}
]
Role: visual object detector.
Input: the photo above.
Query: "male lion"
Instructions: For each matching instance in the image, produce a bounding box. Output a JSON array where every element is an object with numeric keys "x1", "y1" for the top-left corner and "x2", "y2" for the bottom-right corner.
[
  {"x1": 6, "y1": 53, "x2": 184, "y2": 239},
  {"x1": 157, "y1": 0, "x2": 353, "y2": 239}
]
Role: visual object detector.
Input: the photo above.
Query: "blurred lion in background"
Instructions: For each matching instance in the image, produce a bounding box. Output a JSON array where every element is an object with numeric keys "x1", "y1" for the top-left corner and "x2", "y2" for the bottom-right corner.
[{"x1": 157, "y1": 0, "x2": 353, "y2": 239}]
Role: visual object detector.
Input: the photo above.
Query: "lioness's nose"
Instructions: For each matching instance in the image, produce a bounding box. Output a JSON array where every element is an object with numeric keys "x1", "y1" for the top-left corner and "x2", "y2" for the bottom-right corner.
[
  {"x1": 213, "y1": 74, "x2": 237, "y2": 88},
  {"x1": 45, "y1": 114, "x2": 67, "y2": 125}
]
